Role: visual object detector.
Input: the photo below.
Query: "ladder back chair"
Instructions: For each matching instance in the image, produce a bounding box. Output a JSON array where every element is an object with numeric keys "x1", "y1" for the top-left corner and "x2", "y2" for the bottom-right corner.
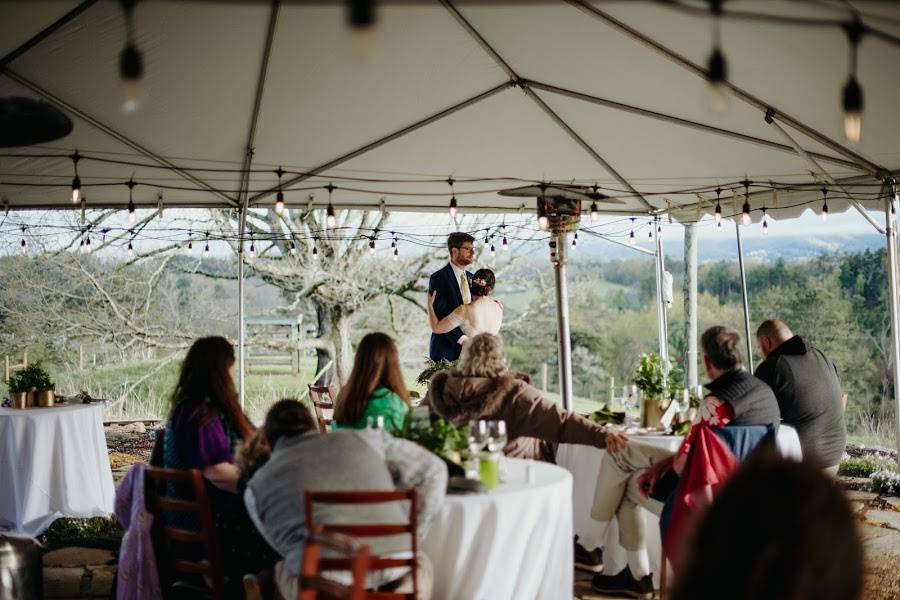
[
  {"x1": 308, "y1": 384, "x2": 337, "y2": 432},
  {"x1": 305, "y1": 490, "x2": 418, "y2": 600},
  {"x1": 299, "y1": 527, "x2": 371, "y2": 600}
]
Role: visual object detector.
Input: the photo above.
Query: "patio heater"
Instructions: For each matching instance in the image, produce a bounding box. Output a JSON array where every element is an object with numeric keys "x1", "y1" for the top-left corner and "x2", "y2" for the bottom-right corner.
[{"x1": 499, "y1": 185, "x2": 592, "y2": 412}]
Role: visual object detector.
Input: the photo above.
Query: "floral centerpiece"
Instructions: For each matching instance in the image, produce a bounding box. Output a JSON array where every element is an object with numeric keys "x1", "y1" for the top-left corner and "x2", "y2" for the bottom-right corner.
[
  {"x1": 8, "y1": 361, "x2": 55, "y2": 408},
  {"x1": 415, "y1": 358, "x2": 458, "y2": 387},
  {"x1": 632, "y1": 353, "x2": 676, "y2": 429}
]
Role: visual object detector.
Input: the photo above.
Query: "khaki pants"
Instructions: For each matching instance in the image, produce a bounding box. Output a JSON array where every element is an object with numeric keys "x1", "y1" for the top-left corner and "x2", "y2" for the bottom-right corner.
[
  {"x1": 276, "y1": 552, "x2": 434, "y2": 600},
  {"x1": 590, "y1": 441, "x2": 675, "y2": 551}
]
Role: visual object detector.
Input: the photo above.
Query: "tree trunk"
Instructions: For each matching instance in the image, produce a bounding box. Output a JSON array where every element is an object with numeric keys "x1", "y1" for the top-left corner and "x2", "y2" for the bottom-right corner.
[
  {"x1": 314, "y1": 303, "x2": 333, "y2": 386},
  {"x1": 329, "y1": 308, "x2": 354, "y2": 385}
]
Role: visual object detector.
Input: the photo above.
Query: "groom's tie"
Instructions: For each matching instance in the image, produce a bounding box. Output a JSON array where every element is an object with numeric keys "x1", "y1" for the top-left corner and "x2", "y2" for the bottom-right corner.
[{"x1": 460, "y1": 272, "x2": 471, "y2": 305}]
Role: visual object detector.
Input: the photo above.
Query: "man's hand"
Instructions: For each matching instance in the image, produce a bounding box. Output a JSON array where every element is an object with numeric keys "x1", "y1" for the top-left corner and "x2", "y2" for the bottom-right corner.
[
  {"x1": 604, "y1": 431, "x2": 628, "y2": 454},
  {"x1": 637, "y1": 455, "x2": 675, "y2": 498}
]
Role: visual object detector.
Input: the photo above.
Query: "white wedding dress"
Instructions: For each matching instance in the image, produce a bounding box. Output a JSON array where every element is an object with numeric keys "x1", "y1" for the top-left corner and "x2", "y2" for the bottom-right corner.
[{"x1": 447, "y1": 296, "x2": 503, "y2": 344}]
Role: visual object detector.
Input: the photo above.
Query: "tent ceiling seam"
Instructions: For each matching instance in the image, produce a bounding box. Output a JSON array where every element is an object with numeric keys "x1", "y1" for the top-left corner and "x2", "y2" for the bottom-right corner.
[
  {"x1": 0, "y1": 0, "x2": 98, "y2": 69},
  {"x1": 566, "y1": 0, "x2": 888, "y2": 179},
  {"x1": 440, "y1": 0, "x2": 655, "y2": 212},
  {"x1": 1, "y1": 68, "x2": 239, "y2": 208}
]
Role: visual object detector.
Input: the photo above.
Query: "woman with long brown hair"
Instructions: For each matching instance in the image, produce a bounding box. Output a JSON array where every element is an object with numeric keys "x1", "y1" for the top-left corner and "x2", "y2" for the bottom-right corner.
[{"x1": 332, "y1": 332, "x2": 411, "y2": 434}]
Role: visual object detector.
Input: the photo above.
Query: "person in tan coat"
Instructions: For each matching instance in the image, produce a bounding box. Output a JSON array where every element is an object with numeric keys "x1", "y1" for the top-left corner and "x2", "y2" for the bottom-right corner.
[{"x1": 425, "y1": 333, "x2": 625, "y2": 462}]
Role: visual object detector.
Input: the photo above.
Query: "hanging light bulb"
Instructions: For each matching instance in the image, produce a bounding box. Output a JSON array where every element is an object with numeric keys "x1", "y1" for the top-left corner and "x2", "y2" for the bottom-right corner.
[
  {"x1": 325, "y1": 184, "x2": 337, "y2": 228},
  {"x1": 501, "y1": 236, "x2": 509, "y2": 251},
  {"x1": 537, "y1": 194, "x2": 550, "y2": 231},
  {"x1": 71, "y1": 177, "x2": 81, "y2": 204},
  {"x1": 706, "y1": 0, "x2": 728, "y2": 112},
  {"x1": 248, "y1": 240, "x2": 256, "y2": 259},
  {"x1": 589, "y1": 201, "x2": 599, "y2": 222},
  {"x1": 369, "y1": 238, "x2": 376, "y2": 255},
  {"x1": 762, "y1": 208, "x2": 769, "y2": 235},
  {"x1": 119, "y1": 0, "x2": 143, "y2": 113},
  {"x1": 821, "y1": 186, "x2": 829, "y2": 221},
  {"x1": 628, "y1": 218, "x2": 636, "y2": 245},
  {"x1": 274, "y1": 168, "x2": 285, "y2": 214},
  {"x1": 714, "y1": 187, "x2": 723, "y2": 224},
  {"x1": 842, "y1": 18, "x2": 865, "y2": 143},
  {"x1": 491, "y1": 243, "x2": 497, "y2": 257},
  {"x1": 188, "y1": 239, "x2": 193, "y2": 251},
  {"x1": 85, "y1": 235, "x2": 92, "y2": 253},
  {"x1": 126, "y1": 179, "x2": 136, "y2": 224},
  {"x1": 312, "y1": 237, "x2": 319, "y2": 259},
  {"x1": 289, "y1": 241, "x2": 297, "y2": 256},
  {"x1": 741, "y1": 200, "x2": 751, "y2": 225},
  {"x1": 571, "y1": 232, "x2": 578, "y2": 251},
  {"x1": 127, "y1": 241, "x2": 134, "y2": 257},
  {"x1": 393, "y1": 247, "x2": 399, "y2": 261},
  {"x1": 449, "y1": 195, "x2": 458, "y2": 218},
  {"x1": 79, "y1": 238, "x2": 85, "y2": 253},
  {"x1": 203, "y1": 243, "x2": 210, "y2": 259}
]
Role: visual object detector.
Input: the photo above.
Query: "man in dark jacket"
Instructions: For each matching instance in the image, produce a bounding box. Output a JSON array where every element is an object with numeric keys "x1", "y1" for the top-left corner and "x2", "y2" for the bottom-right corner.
[
  {"x1": 589, "y1": 326, "x2": 780, "y2": 598},
  {"x1": 755, "y1": 319, "x2": 846, "y2": 471}
]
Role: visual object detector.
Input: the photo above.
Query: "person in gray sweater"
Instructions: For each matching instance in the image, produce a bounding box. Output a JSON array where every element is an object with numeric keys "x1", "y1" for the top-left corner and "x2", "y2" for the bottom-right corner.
[
  {"x1": 244, "y1": 400, "x2": 446, "y2": 599},
  {"x1": 755, "y1": 319, "x2": 847, "y2": 471}
]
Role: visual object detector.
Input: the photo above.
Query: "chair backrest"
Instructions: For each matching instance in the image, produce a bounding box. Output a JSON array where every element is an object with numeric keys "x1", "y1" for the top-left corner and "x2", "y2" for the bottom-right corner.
[
  {"x1": 299, "y1": 527, "x2": 370, "y2": 600},
  {"x1": 144, "y1": 467, "x2": 225, "y2": 599},
  {"x1": 305, "y1": 490, "x2": 418, "y2": 600},
  {"x1": 308, "y1": 384, "x2": 337, "y2": 432}
]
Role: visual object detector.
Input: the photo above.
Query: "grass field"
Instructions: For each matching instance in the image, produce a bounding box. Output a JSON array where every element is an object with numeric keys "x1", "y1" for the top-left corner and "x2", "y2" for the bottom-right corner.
[{"x1": 0, "y1": 356, "x2": 604, "y2": 423}]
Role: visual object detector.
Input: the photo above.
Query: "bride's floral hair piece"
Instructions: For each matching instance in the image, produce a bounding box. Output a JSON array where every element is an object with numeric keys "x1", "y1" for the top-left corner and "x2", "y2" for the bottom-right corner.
[{"x1": 470, "y1": 268, "x2": 496, "y2": 298}]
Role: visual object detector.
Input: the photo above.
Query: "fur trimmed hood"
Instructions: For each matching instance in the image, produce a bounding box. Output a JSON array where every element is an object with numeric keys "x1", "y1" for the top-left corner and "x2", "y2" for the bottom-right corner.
[{"x1": 426, "y1": 370, "x2": 529, "y2": 424}]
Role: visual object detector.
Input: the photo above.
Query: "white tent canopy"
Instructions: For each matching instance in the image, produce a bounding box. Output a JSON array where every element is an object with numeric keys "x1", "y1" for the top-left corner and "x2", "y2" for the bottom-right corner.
[{"x1": 0, "y1": 0, "x2": 897, "y2": 219}]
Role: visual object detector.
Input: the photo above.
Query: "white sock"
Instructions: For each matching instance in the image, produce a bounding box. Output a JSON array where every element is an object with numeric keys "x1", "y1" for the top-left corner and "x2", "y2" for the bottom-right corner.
[
  {"x1": 626, "y1": 549, "x2": 651, "y2": 579},
  {"x1": 578, "y1": 521, "x2": 609, "y2": 552}
]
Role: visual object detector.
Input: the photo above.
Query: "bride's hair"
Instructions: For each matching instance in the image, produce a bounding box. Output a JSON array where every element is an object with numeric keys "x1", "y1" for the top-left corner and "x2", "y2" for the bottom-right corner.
[
  {"x1": 470, "y1": 268, "x2": 496, "y2": 298},
  {"x1": 456, "y1": 333, "x2": 508, "y2": 378}
]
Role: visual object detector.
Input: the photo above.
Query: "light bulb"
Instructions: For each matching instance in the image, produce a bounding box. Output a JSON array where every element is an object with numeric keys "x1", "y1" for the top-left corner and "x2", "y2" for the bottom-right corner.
[
  {"x1": 127, "y1": 242, "x2": 134, "y2": 257},
  {"x1": 248, "y1": 243, "x2": 255, "y2": 258},
  {"x1": 275, "y1": 191, "x2": 284, "y2": 215},
  {"x1": 741, "y1": 201, "x2": 751, "y2": 226},
  {"x1": 590, "y1": 202, "x2": 598, "y2": 222},
  {"x1": 842, "y1": 76, "x2": 863, "y2": 144},
  {"x1": 79, "y1": 238, "x2": 86, "y2": 254},
  {"x1": 449, "y1": 196, "x2": 458, "y2": 218},
  {"x1": 326, "y1": 203, "x2": 336, "y2": 228},
  {"x1": 717, "y1": 220, "x2": 722, "y2": 231},
  {"x1": 120, "y1": 42, "x2": 143, "y2": 114},
  {"x1": 393, "y1": 247, "x2": 399, "y2": 261},
  {"x1": 822, "y1": 202, "x2": 829, "y2": 221},
  {"x1": 501, "y1": 237, "x2": 508, "y2": 251},
  {"x1": 629, "y1": 230, "x2": 636, "y2": 245},
  {"x1": 289, "y1": 242, "x2": 297, "y2": 256},
  {"x1": 86, "y1": 236, "x2": 92, "y2": 253},
  {"x1": 71, "y1": 177, "x2": 81, "y2": 204},
  {"x1": 203, "y1": 244, "x2": 210, "y2": 259},
  {"x1": 763, "y1": 219, "x2": 769, "y2": 234},
  {"x1": 188, "y1": 240, "x2": 193, "y2": 250},
  {"x1": 714, "y1": 202, "x2": 722, "y2": 223},
  {"x1": 128, "y1": 200, "x2": 136, "y2": 225},
  {"x1": 369, "y1": 240, "x2": 375, "y2": 255},
  {"x1": 491, "y1": 244, "x2": 496, "y2": 257},
  {"x1": 312, "y1": 245, "x2": 318, "y2": 259},
  {"x1": 707, "y1": 47, "x2": 728, "y2": 113}
]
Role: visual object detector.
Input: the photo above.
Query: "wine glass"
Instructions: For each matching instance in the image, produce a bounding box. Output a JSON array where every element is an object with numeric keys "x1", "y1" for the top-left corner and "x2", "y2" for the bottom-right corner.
[
  {"x1": 367, "y1": 415, "x2": 385, "y2": 430},
  {"x1": 488, "y1": 420, "x2": 507, "y2": 452},
  {"x1": 466, "y1": 420, "x2": 489, "y2": 479}
]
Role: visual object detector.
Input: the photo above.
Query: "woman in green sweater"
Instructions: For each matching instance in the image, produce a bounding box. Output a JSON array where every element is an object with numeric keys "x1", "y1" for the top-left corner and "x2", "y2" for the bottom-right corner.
[{"x1": 332, "y1": 332, "x2": 411, "y2": 434}]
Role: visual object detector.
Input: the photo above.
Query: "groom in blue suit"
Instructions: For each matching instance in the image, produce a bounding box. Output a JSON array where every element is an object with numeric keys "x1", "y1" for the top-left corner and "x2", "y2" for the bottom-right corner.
[{"x1": 428, "y1": 232, "x2": 475, "y2": 362}]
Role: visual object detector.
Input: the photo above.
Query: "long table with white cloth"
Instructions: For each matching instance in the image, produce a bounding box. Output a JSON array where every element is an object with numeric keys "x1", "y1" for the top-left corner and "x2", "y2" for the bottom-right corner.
[
  {"x1": 556, "y1": 425, "x2": 802, "y2": 586},
  {"x1": 0, "y1": 402, "x2": 115, "y2": 536},
  {"x1": 421, "y1": 457, "x2": 573, "y2": 600}
]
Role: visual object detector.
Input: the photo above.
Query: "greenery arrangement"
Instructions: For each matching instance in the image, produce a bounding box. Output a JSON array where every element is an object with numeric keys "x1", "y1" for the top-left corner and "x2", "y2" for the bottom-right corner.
[
  {"x1": 401, "y1": 415, "x2": 470, "y2": 465},
  {"x1": 415, "y1": 358, "x2": 458, "y2": 387},
  {"x1": 8, "y1": 362, "x2": 55, "y2": 393},
  {"x1": 632, "y1": 353, "x2": 678, "y2": 406}
]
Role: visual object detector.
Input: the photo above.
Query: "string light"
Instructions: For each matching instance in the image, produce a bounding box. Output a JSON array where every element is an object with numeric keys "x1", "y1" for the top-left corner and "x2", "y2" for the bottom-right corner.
[
  {"x1": 248, "y1": 234, "x2": 256, "y2": 259},
  {"x1": 311, "y1": 237, "x2": 319, "y2": 259},
  {"x1": 762, "y1": 207, "x2": 769, "y2": 235},
  {"x1": 203, "y1": 233, "x2": 210, "y2": 259},
  {"x1": 70, "y1": 151, "x2": 81, "y2": 204},
  {"x1": 85, "y1": 235, "x2": 92, "y2": 253},
  {"x1": 447, "y1": 177, "x2": 458, "y2": 218},
  {"x1": 392, "y1": 234, "x2": 399, "y2": 261},
  {"x1": 714, "y1": 187, "x2": 722, "y2": 224},
  {"x1": 127, "y1": 241, "x2": 134, "y2": 257},
  {"x1": 741, "y1": 180, "x2": 751, "y2": 226},
  {"x1": 119, "y1": 0, "x2": 144, "y2": 113},
  {"x1": 571, "y1": 232, "x2": 577, "y2": 251},
  {"x1": 537, "y1": 187, "x2": 550, "y2": 231},
  {"x1": 369, "y1": 238, "x2": 376, "y2": 255},
  {"x1": 289, "y1": 241, "x2": 296, "y2": 256},
  {"x1": 589, "y1": 184, "x2": 601, "y2": 222},
  {"x1": 502, "y1": 236, "x2": 509, "y2": 251},
  {"x1": 707, "y1": 0, "x2": 728, "y2": 113},
  {"x1": 274, "y1": 168, "x2": 285, "y2": 215},
  {"x1": 821, "y1": 186, "x2": 829, "y2": 221},
  {"x1": 126, "y1": 179, "x2": 136, "y2": 225},
  {"x1": 842, "y1": 18, "x2": 865, "y2": 143},
  {"x1": 326, "y1": 184, "x2": 336, "y2": 228},
  {"x1": 629, "y1": 218, "x2": 636, "y2": 245}
]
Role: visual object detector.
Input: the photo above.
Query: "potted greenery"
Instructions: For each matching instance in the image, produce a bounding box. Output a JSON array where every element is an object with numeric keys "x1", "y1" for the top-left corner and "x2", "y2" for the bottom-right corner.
[
  {"x1": 633, "y1": 353, "x2": 673, "y2": 429},
  {"x1": 15, "y1": 362, "x2": 56, "y2": 408},
  {"x1": 7, "y1": 370, "x2": 31, "y2": 409}
]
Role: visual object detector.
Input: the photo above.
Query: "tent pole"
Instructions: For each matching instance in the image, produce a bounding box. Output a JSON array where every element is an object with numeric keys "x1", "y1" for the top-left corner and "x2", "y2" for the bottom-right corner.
[
  {"x1": 884, "y1": 191, "x2": 900, "y2": 465},
  {"x1": 238, "y1": 248, "x2": 246, "y2": 409},
  {"x1": 553, "y1": 230, "x2": 574, "y2": 411},
  {"x1": 683, "y1": 223, "x2": 699, "y2": 388},
  {"x1": 654, "y1": 222, "x2": 669, "y2": 371},
  {"x1": 735, "y1": 221, "x2": 754, "y2": 371}
]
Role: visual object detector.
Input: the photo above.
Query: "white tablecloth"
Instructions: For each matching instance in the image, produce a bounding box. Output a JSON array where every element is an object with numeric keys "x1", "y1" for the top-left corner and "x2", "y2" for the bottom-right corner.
[
  {"x1": 421, "y1": 458, "x2": 573, "y2": 600},
  {"x1": 557, "y1": 425, "x2": 802, "y2": 586},
  {"x1": 0, "y1": 403, "x2": 115, "y2": 536}
]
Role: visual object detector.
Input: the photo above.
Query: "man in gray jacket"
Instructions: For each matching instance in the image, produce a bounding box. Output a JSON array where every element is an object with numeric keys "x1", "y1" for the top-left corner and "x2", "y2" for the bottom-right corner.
[
  {"x1": 755, "y1": 319, "x2": 846, "y2": 471},
  {"x1": 244, "y1": 400, "x2": 447, "y2": 599}
]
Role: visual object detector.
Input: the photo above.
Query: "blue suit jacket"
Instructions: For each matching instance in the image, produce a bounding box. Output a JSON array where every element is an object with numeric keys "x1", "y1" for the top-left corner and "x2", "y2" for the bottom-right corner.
[{"x1": 428, "y1": 263, "x2": 472, "y2": 362}]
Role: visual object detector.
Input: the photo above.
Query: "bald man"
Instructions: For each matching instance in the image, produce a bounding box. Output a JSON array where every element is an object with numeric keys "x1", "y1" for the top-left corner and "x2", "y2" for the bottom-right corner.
[{"x1": 755, "y1": 320, "x2": 846, "y2": 471}]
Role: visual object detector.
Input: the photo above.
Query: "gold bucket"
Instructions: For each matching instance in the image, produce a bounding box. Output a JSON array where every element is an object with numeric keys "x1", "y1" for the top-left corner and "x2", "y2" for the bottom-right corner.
[
  {"x1": 10, "y1": 392, "x2": 29, "y2": 409},
  {"x1": 640, "y1": 397, "x2": 667, "y2": 429},
  {"x1": 34, "y1": 390, "x2": 55, "y2": 408}
]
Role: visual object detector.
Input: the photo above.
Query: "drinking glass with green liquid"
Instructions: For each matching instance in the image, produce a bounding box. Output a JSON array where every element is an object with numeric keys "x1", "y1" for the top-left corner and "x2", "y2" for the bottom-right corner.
[{"x1": 479, "y1": 452, "x2": 500, "y2": 489}]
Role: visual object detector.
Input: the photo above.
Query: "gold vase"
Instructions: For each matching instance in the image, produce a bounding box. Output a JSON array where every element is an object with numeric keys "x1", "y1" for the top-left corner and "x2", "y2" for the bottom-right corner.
[
  {"x1": 10, "y1": 392, "x2": 28, "y2": 409},
  {"x1": 25, "y1": 390, "x2": 35, "y2": 407},
  {"x1": 34, "y1": 390, "x2": 55, "y2": 408},
  {"x1": 640, "y1": 397, "x2": 666, "y2": 429}
]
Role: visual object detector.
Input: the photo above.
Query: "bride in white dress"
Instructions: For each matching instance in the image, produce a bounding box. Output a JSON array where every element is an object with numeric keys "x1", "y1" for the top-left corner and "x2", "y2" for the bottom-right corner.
[{"x1": 428, "y1": 268, "x2": 503, "y2": 344}]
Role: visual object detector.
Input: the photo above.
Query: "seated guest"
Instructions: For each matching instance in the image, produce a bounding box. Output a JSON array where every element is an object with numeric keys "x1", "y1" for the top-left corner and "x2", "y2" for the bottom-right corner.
[
  {"x1": 425, "y1": 332, "x2": 617, "y2": 461},
  {"x1": 163, "y1": 336, "x2": 278, "y2": 578},
  {"x1": 755, "y1": 319, "x2": 846, "y2": 472},
  {"x1": 590, "y1": 326, "x2": 780, "y2": 598},
  {"x1": 332, "y1": 332, "x2": 411, "y2": 434},
  {"x1": 245, "y1": 400, "x2": 447, "y2": 600},
  {"x1": 672, "y1": 449, "x2": 862, "y2": 600}
]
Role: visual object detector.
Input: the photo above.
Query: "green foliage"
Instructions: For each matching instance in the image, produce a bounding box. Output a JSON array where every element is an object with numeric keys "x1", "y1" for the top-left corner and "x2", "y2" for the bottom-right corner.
[
  {"x1": 588, "y1": 405, "x2": 625, "y2": 425},
  {"x1": 838, "y1": 456, "x2": 894, "y2": 478},
  {"x1": 632, "y1": 353, "x2": 678, "y2": 401},
  {"x1": 40, "y1": 516, "x2": 123, "y2": 551},
  {"x1": 401, "y1": 416, "x2": 469, "y2": 464},
  {"x1": 869, "y1": 469, "x2": 900, "y2": 496},
  {"x1": 415, "y1": 358, "x2": 458, "y2": 387},
  {"x1": 9, "y1": 361, "x2": 54, "y2": 392}
]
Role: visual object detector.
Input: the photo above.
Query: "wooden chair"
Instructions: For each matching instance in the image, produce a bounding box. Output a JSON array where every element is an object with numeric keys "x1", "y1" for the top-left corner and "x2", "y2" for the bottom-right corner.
[
  {"x1": 308, "y1": 384, "x2": 337, "y2": 432},
  {"x1": 144, "y1": 467, "x2": 225, "y2": 599},
  {"x1": 299, "y1": 527, "x2": 370, "y2": 600},
  {"x1": 305, "y1": 490, "x2": 418, "y2": 600}
]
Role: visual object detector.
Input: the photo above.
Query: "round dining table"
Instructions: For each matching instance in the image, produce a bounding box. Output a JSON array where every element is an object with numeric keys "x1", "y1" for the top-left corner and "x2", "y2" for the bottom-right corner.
[
  {"x1": 0, "y1": 402, "x2": 115, "y2": 536},
  {"x1": 556, "y1": 425, "x2": 802, "y2": 587},
  {"x1": 421, "y1": 458, "x2": 573, "y2": 600}
]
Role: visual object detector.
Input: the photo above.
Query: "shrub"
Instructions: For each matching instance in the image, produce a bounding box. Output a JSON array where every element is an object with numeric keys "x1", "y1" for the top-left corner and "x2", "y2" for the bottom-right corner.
[
  {"x1": 839, "y1": 456, "x2": 889, "y2": 478},
  {"x1": 869, "y1": 469, "x2": 900, "y2": 497}
]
